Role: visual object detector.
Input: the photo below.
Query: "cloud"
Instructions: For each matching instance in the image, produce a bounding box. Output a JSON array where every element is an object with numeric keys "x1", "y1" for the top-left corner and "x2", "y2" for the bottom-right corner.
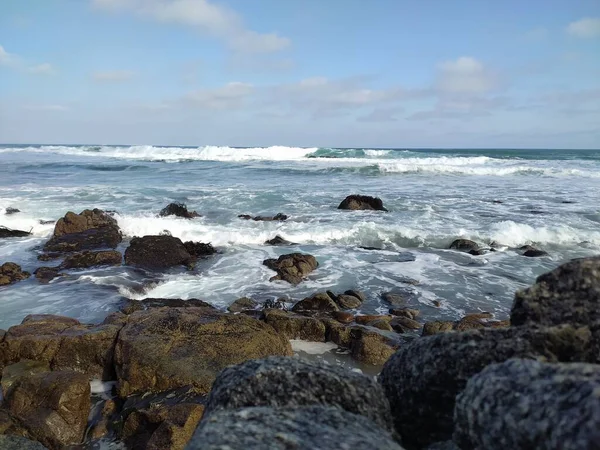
[
  {"x1": 0, "y1": 44, "x2": 57, "y2": 75},
  {"x1": 182, "y1": 81, "x2": 254, "y2": 110},
  {"x1": 91, "y1": 0, "x2": 290, "y2": 53},
  {"x1": 92, "y1": 70, "x2": 135, "y2": 82},
  {"x1": 0, "y1": 44, "x2": 18, "y2": 67},
  {"x1": 436, "y1": 57, "x2": 498, "y2": 95},
  {"x1": 28, "y1": 63, "x2": 57, "y2": 75},
  {"x1": 566, "y1": 17, "x2": 600, "y2": 38}
]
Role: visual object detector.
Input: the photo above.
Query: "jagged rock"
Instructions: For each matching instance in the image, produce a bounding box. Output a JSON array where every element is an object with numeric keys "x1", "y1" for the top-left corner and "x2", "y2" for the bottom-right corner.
[
  {"x1": 511, "y1": 256, "x2": 600, "y2": 327},
  {"x1": 292, "y1": 292, "x2": 339, "y2": 313},
  {"x1": 33, "y1": 267, "x2": 63, "y2": 284},
  {"x1": 389, "y1": 308, "x2": 420, "y2": 319},
  {"x1": 0, "y1": 314, "x2": 121, "y2": 378},
  {"x1": 183, "y1": 241, "x2": 216, "y2": 258},
  {"x1": 454, "y1": 359, "x2": 600, "y2": 450},
  {"x1": 335, "y1": 294, "x2": 362, "y2": 309},
  {"x1": 262, "y1": 309, "x2": 326, "y2": 341},
  {"x1": 338, "y1": 195, "x2": 388, "y2": 211},
  {"x1": 1, "y1": 360, "x2": 50, "y2": 397},
  {"x1": 114, "y1": 307, "x2": 292, "y2": 396},
  {"x1": 59, "y1": 250, "x2": 122, "y2": 269},
  {"x1": 0, "y1": 263, "x2": 30, "y2": 286},
  {"x1": 379, "y1": 324, "x2": 600, "y2": 448},
  {"x1": 188, "y1": 406, "x2": 403, "y2": 450},
  {"x1": 264, "y1": 235, "x2": 296, "y2": 246},
  {"x1": 204, "y1": 357, "x2": 393, "y2": 430},
  {"x1": 449, "y1": 239, "x2": 479, "y2": 252},
  {"x1": 119, "y1": 297, "x2": 215, "y2": 315},
  {"x1": 422, "y1": 321, "x2": 455, "y2": 336},
  {"x1": 0, "y1": 435, "x2": 48, "y2": 450},
  {"x1": 263, "y1": 253, "x2": 318, "y2": 285},
  {"x1": 4, "y1": 371, "x2": 90, "y2": 449},
  {"x1": 228, "y1": 297, "x2": 258, "y2": 313},
  {"x1": 43, "y1": 227, "x2": 122, "y2": 253},
  {"x1": 0, "y1": 226, "x2": 30, "y2": 238},
  {"x1": 4, "y1": 207, "x2": 20, "y2": 215},
  {"x1": 159, "y1": 202, "x2": 200, "y2": 219},
  {"x1": 332, "y1": 311, "x2": 354, "y2": 324},
  {"x1": 124, "y1": 235, "x2": 194, "y2": 270},
  {"x1": 52, "y1": 208, "x2": 117, "y2": 237}
]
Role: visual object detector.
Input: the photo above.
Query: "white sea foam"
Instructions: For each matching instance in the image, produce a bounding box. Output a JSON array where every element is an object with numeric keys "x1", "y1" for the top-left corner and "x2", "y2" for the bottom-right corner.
[{"x1": 290, "y1": 340, "x2": 338, "y2": 354}]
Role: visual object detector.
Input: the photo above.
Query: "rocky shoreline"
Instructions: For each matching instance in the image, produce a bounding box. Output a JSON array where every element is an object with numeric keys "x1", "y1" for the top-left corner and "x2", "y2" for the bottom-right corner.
[{"x1": 0, "y1": 200, "x2": 598, "y2": 449}]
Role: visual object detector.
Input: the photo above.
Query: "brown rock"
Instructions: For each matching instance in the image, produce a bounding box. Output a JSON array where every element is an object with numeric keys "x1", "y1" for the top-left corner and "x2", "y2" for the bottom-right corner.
[
  {"x1": 453, "y1": 317, "x2": 486, "y2": 332},
  {"x1": 124, "y1": 235, "x2": 195, "y2": 270},
  {"x1": 349, "y1": 328, "x2": 398, "y2": 366},
  {"x1": 0, "y1": 262, "x2": 31, "y2": 286},
  {"x1": 463, "y1": 312, "x2": 493, "y2": 320},
  {"x1": 422, "y1": 320, "x2": 455, "y2": 336},
  {"x1": 292, "y1": 292, "x2": 339, "y2": 313},
  {"x1": 0, "y1": 409, "x2": 30, "y2": 438},
  {"x1": 432, "y1": 300, "x2": 441, "y2": 307},
  {"x1": 449, "y1": 239, "x2": 479, "y2": 252},
  {"x1": 263, "y1": 253, "x2": 318, "y2": 285},
  {"x1": 52, "y1": 208, "x2": 117, "y2": 237},
  {"x1": 43, "y1": 227, "x2": 122, "y2": 253},
  {"x1": 120, "y1": 297, "x2": 215, "y2": 315},
  {"x1": 344, "y1": 290, "x2": 366, "y2": 302},
  {"x1": 1, "y1": 360, "x2": 50, "y2": 397},
  {"x1": 332, "y1": 311, "x2": 354, "y2": 324},
  {"x1": 338, "y1": 195, "x2": 388, "y2": 211},
  {"x1": 5, "y1": 370, "x2": 90, "y2": 449},
  {"x1": 114, "y1": 307, "x2": 292, "y2": 396},
  {"x1": 263, "y1": 309, "x2": 326, "y2": 341},
  {"x1": 381, "y1": 292, "x2": 407, "y2": 306},
  {"x1": 323, "y1": 319, "x2": 353, "y2": 347},
  {"x1": 59, "y1": 250, "x2": 122, "y2": 269},
  {"x1": 335, "y1": 294, "x2": 363, "y2": 309},
  {"x1": 355, "y1": 315, "x2": 391, "y2": 325},
  {"x1": 389, "y1": 308, "x2": 420, "y2": 319},
  {"x1": 487, "y1": 319, "x2": 510, "y2": 328},
  {"x1": 390, "y1": 317, "x2": 421, "y2": 332},
  {"x1": 33, "y1": 267, "x2": 63, "y2": 283},
  {"x1": 227, "y1": 297, "x2": 258, "y2": 313},
  {"x1": 369, "y1": 319, "x2": 394, "y2": 332}
]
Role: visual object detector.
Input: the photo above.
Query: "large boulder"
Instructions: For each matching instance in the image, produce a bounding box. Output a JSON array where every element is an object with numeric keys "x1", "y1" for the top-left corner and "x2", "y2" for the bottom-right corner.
[
  {"x1": 1, "y1": 359, "x2": 50, "y2": 397},
  {"x1": 511, "y1": 256, "x2": 600, "y2": 327},
  {"x1": 349, "y1": 327, "x2": 399, "y2": 365},
  {"x1": 291, "y1": 292, "x2": 339, "y2": 313},
  {"x1": 454, "y1": 359, "x2": 600, "y2": 450},
  {"x1": 43, "y1": 227, "x2": 122, "y2": 253},
  {"x1": 4, "y1": 370, "x2": 90, "y2": 449},
  {"x1": 114, "y1": 307, "x2": 292, "y2": 397},
  {"x1": 379, "y1": 324, "x2": 600, "y2": 448},
  {"x1": 59, "y1": 250, "x2": 122, "y2": 269},
  {"x1": 188, "y1": 406, "x2": 403, "y2": 450},
  {"x1": 0, "y1": 435, "x2": 48, "y2": 450},
  {"x1": 263, "y1": 253, "x2": 318, "y2": 285},
  {"x1": 0, "y1": 226, "x2": 30, "y2": 238},
  {"x1": 52, "y1": 208, "x2": 117, "y2": 237},
  {"x1": 262, "y1": 309, "x2": 326, "y2": 341},
  {"x1": 124, "y1": 235, "x2": 194, "y2": 270},
  {"x1": 204, "y1": 357, "x2": 393, "y2": 430},
  {"x1": 159, "y1": 202, "x2": 200, "y2": 219},
  {"x1": 338, "y1": 195, "x2": 388, "y2": 211},
  {"x1": 0, "y1": 263, "x2": 30, "y2": 286},
  {"x1": 449, "y1": 239, "x2": 479, "y2": 252}
]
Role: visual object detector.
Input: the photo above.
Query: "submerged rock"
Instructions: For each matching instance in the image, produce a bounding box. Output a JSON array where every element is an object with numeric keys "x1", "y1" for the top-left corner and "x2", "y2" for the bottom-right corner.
[
  {"x1": 4, "y1": 207, "x2": 20, "y2": 215},
  {"x1": 33, "y1": 267, "x2": 63, "y2": 284},
  {"x1": 227, "y1": 297, "x2": 258, "y2": 313},
  {"x1": 338, "y1": 194, "x2": 388, "y2": 211},
  {"x1": 335, "y1": 293, "x2": 363, "y2": 309},
  {"x1": 159, "y1": 202, "x2": 201, "y2": 219},
  {"x1": 263, "y1": 253, "x2": 318, "y2": 285},
  {"x1": 124, "y1": 235, "x2": 194, "y2": 270},
  {"x1": 0, "y1": 226, "x2": 30, "y2": 238},
  {"x1": 449, "y1": 239, "x2": 479, "y2": 252},
  {"x1": 454, "y1": 359, "x2": 600, "y2": 450},
  {"x1": 239, "y1": 213, "x2": 288, "y2": 221},
  {"x1": 59, "y1": 250, "x2": 122, "y2": 269},
  {"x1": 0, "y1": 262, "x2": 31, "y2": 286},
  {"x1": 264, "y1": 235, "x2": 296, "y2": 246},
  {"x1": 381, "y1": 292, "x2": 407, "y2": 306}
]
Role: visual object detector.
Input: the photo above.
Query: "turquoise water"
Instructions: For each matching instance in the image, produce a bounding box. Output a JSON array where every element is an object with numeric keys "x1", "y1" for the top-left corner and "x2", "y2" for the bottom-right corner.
[{"x1": 1, "y1": 144, "x2": 599, "y2": 330}]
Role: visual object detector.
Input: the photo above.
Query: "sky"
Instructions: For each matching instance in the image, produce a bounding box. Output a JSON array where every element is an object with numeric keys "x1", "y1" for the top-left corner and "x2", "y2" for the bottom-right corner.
[{"x1": 0, "y1": 0, "x2": 599, "y2": 148}]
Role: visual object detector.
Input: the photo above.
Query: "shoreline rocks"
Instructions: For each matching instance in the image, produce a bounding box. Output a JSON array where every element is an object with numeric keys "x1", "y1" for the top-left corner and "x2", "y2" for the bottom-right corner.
[
  {"x1": 263, "y1": 253, "x2": 318, "y2": 285},
  {"x1": 0, "y1": 226, "x2": 31, "y2": 238},
  {"x1": 159, "y1": 202, "x2": 201, "y2": 219},
  {"x1": 0, "y1": 263, "x2": 31, "y2": 286},
  {"x1": 123, "y1": 235, "x2": 214, "y2": 270},
  {"x1": 338, "y1": 195, "x2": 388, "y2": 211}
]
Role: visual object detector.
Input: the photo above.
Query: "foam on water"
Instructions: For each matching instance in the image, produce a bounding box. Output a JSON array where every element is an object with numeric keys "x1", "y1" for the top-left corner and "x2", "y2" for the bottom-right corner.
[{"x1": 290, "y1": 340, "x2": 339, "y2": 354}]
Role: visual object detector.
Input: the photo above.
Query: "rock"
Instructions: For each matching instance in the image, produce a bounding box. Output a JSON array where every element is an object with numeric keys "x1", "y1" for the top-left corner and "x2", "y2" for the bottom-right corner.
[
  {"x1": 335, "y1": 294, "x2": 363, "y2": 309},
  {"x1": 292, "y1": 292, "x2": 339, "y2": 313},
  {"x1": 355, "y1": 315, "x2": 391, "y2": 325},
  {"x1": 253, "y1": 213, "x2": 288, "y2": 221},
  {"x1": 36, "y1": 253, "x2": 61, "y2": 262},
  {"x1": 119, "y1": 297, "x2": 215, "y2": 315},
  {"x1": 323, "y1": 319, "x2": 353, "y2": 347},
  {"x1": 1, "y1": 359, "x2": 50, "y2": 397},
  {"x1": 389, "y1": 308, "x2": 420, "y2": 319},
  {"x1": 33, "y1": 267, "x2": 63, "y2": 283},
  {"x1": 263, "y1": 253, "x2": 318, "y2": 285},
  {"x1": 237, "y1": 214, "x2": 252, "y2": 220},
  {"x1": 369, "y1": 319, "x2": 394, "y2": 332},
  {"x1": 522, "y1": 247, "x2": 549, "y2": 257},
  {"x1": 188, "y1": 406, "x2": 403, "y2": 450},
  {"x1": 264, "y1": 235, "x2": 296, "y2": 246},
  {"x1": 512, "y1": 256, "x2": 600, "y2": 327},
  {"x1": 0, "y1": 226, "x2": 30, "y2": 238},
  {"x1": 4, "y1": 371, "x2": 90, "y2": 449},
  {"x1": 0, "y1": 263, "x2": 31, "y2": 286},
  {"x1": 159, "y1": 202, "x2": 200, "y2": 219},
  {"x1": 349, "y1": 327, "x2": 398, "y2": 365},
  {"x1": 4, "y1": 207, "x2": 20, "y2": 215},
  {"x1": 59, "y1": 250, "x2": 122, "y2": 269},
  {"x1": 39, "y1": 220, "x2": 55, "y2": 225},
  {"x1": 468, "y1": 249, "x2": 486, "y2": 256},
  {"x1": 204, "y1": 357, "x2": 393, "y2": 430},
  {"x1": 390, "y1": 317, "x2": 421, "y2": 332},
  {"x1": 0, "y1": 409, "x2": 29, "y2": 437},
  {"x1": 338, "y1": 195, "x2": 388, "y2": 211},
  {"x1": 426, "y1": 442, "x2": 461, "y2": 450},
  {"x1": 114, "y1": 307, "x2": 292, "y2": 396},
  {"x1": 332, "y1": 311, "x2": 354, "y2": 324},
  {"x1": 454, "y1": 359, "x2": 600, "y2": 450},
  {"x1": 124, "y1": 235, "x2": 194, "y2": 270},
  {"x1": 449, "y1": 239, "x2": 479, "y2": 252},
  {"x1": 52, "y1": 208, "x2": 117, "y2": 237},
  {"x1": 432, "y1": 300, "x2": 441, "y2": 307},
  {"x1": 381, "y1": 292, "x2": 407, "y2": 306},
  {"x1": 228, "y1": 297, "x2": 258, "y2": 313},
  {"x1": 182, "y1": 241, "x2": 216, "y2": 258},
  {"x1": 379, "y1": 324, "x2": 600, "y2": 448},
  {"x1": 263, "y1": 309, "x2": 326, "y2": 341},
  {"x1": 1, "y1": 314, "x2": 121, "y2": 378},
  {"x1": 0, "y1": 436, "x2": 48, "y2": 450},
  {"x1": 422, "y1": 321, "x2": 455, "y2": 336},
  {"x1": 453, "y1": 316, "x2": 487, "y2": 332},
  {"x1": 463, "y1": 312, "x2": 493, "y2": 320},
  {"x1": 43, "y1": 227, "x2": 122, "y2": 253},
  {"x1": 345, "y1": 289, "x2": 366, "y2": 302}
]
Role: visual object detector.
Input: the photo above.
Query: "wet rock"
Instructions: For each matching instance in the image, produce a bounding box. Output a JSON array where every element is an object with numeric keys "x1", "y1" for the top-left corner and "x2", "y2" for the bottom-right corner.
[
  {"x1": 237, "y1": 214, "x2": 252, "y2": 220},
  {"x1": 59, "y1": 250, "x2": 122, "y2": 269},
  {"x1": 0, "y1": 226, "x2": 30, "y2": 238},
  {"x1": 520, "y1": 245, "x2": 549, "y2": 257},
  {"x1": 4, "y1": 207, "x2": 20, "y2": 215},
  {"x1": 390, "y1": 316, "x2": 421, "y2": 332},
  {"x1": 119, "y1": 297, "x2": 215, "y2": 315},
  {"x1": 453, "y1": 316, "x2": 487, "y2": 332},
  {"x1": 36, "y1": 253, "x2": 61, "y2": 262},
  {"x1": 1, "y1": 360, "x2": 50, "y2": 397},
  {"x1": 323, "y1": 319, "x2": 353, "y2": 347},
  {"x1": 39, "y1": 220, "x2": 55, "y2": 225},
  {"x1": 124, "y1": 235, "x2": 194, "y2": 270},
  {"x1": 43, "y1": 227, "x2": 122, "y2": 253},
  {"x1": 292, "y1": 292, "x2": 339, "y2": 313},
  {"x1": 263, "y1": 253, "x2": 318, "y2": 285},
  {"x1": 389, "y1": 308, "x2": 420, "y2": 319},
  {"x1": 468, "y1": 249, "x2": 486, "y2": 256},
  {"x1": 188, "y1": 406, "x2": 403, "y2": 450},
  {"x1": 349, "y1": 327, "x2": 398, "y2": 365},
  {"x1": 335, "y1": 294, "x2": 363, "y2": 309},
  {"x1": 263, "y1": 309, "x2": 326, "y2": 341},
  {"x1": 53, "y1": 208, "x2": 117, "y2": 237},
  {"x1": 0, "y1": 435, "x2": 48, "y2": 450},
  {"x1": 345, "y1": 289, "x2": 366, "y2": 302},
  {"x1": 432, "y1": 300, "x2": 441, "y2": 307},
  {"x1": 379, "y1": 324, "x2": 600, "y2": 448},
  {"x1": 381, "y1": 292, "x2": 407, "y2": 306},
  {"x1": 426, "y1": 442, "x2": 461, "y2": 450},
  {"x1": 253, "y1": 213, "x2": 288, "y2": 221},
  {"x1": 369, "y1": 319, "x2": 394, "y2": 332},
  {"x1": 511, "y1": 256, "x2": 600, "y2": 327},
  {"x1": 422, "y1": 321, "x2": 455, "y2": 336},
  {"x1": 454, "y1": 359, "x2": 600, "y2": 450},
  {"x1": 159, "y1": 202, "x2": 200, "y2": 219},
  {"x1": 355, "y1": 315, "x2": 391, "y2": 325},
  {"x1": 114, "y1": 307, "x2": 292, "y2": 396},
  {"x1": 449, "y1": 239, "x2": 479, "y2": 252},
  {"x1": 0, "y1": 263, "x2": 31, "y2": 286},
  {"x1": 204, "y1": 357, "x2": 393, "y2": 430},
  {"x1": 332, "y1": 311, "x2": 354, "y2": 324},
  {"x1": 227, "y1": 297, "x2": 258, "y2": 313},
  {"x1": 4, "y1": 370, "x2": 90, "y2": 449},
  {"x1": 33, "y1": 267, "x2": 63, "y2": 284},
  {"x1": 182, "y1": 241, "x2": 216, "y2": 258},
  {"x1": 338, "y1": 195, "x2": 388, "y2": 211},
  {"x1": 264, "y1": 235, "x2": 296, "y2": 246}
]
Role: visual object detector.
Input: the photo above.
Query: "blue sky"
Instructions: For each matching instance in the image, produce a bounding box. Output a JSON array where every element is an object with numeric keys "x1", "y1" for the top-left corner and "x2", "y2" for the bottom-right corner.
[{"x1": 1, "y1": 0, "x2": 599, "y2": 148}]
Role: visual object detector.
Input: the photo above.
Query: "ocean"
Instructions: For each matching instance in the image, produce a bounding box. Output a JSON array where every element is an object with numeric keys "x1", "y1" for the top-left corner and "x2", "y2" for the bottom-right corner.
[{"x1": 1, "y1": 144, "x2": 599, "y2": 333}]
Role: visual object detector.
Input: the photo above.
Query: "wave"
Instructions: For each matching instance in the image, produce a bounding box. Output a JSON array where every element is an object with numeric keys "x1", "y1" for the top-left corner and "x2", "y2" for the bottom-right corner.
[{"x1": 306, "y1": 148, "x2": 396, "y2": 159}]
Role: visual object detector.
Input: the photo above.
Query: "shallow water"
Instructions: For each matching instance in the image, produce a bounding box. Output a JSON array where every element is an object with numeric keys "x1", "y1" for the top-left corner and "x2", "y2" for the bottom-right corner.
[{"x1": 1, "y1": 145, "x2": 599, "y2": 330}]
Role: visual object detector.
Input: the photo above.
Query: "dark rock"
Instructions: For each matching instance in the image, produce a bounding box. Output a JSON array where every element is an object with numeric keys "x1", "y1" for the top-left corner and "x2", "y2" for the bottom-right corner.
[
  {"x1": 449, "y1": 239, "x2": 479, "y2": 252},
  {"x1": 432, "y1": 300, "x2": 441, "y2": 307},
  {"x1": 253, "y1": 213, "x2": 288, "y2": 221},
  {"x1": 369, "y1": 319, "x2": 394, "y2": 332},
  {"x1": 124, "y1": 235, "x2": 194, "y2": 270},
  {"x1": 338, "y1": 195, "x2": 388, "y2": 211},
  {"x1": 0, "y1": 409, "x2": 30, "y2": 438},
  {"x1": 511, "y1": 256, "x2": 600, "y2": 327},
  {"x1": 59, "y1": 250, "x2": 122, "y2": 269},
  {"x1": 262, "y1": 298, "x2": 287, "y2": 310},
  {"x1": 237, "y1": 214, "x2": 252, "y2": 220},
  {"x1": 33, "y1": 267, "x2": 63, "y2": 283},
  {"x1": 1, "y1": 359, "x2": 50, "y2": 397},
  {"x1": 204, "y1": 357, "x2": 393, "y2": 430},
  {"x1": 0, "y1": 435, "x2": 48, "y2": 450},
  {"x1": 264, "y1": 235, "x2": 296, "y2": 246},
  {"x1": 379, "y1": 324, "x2": 600, "y2": 448},
  {"x1": 0, "y1": 226, "x2": 30, "y2": 238},
  {"x1": 227, "y1": 297, "x2": 258, "y2": 313},
  {"x1": 426, "y1": 442, "x2": 461, "y2": 450},
  {"x1": 292, "y1": 292, "x2": 339, "y2": 313},
  {"x1": 159, "y1": 202, "x2": 201, "y2": 219},
  {"x1": 4, "y1": 370, "x2": 90, "y2": 449},
  {"x1": 522, "y1": 248, "x2": 549, "y2": 257},
  {"x1": 114, "y1": 307, "x2": 292, "y2": 396},
  {"x1": 345, "y1": 289, "x2": 366, "y2": 302},
  {"x1": 0, "y1": 262, "x2": 30, "y2": 286},
  {"x1": 336, "y1": 294, "x2": 363, "y2": 309},
  {"x1": 39, "y1": 220, "x2": 55, "y2": 225},
  {"x1": 454, "y1": 359, "x2": 600, "y2": 450},
  {"x1": 183, "y1": 241, "x2": 216, "y2": 258},
  {"x1": 263, "y1": 253, "x2": 318, "y2": 285},
  {"x1": 390, "y1": 317, "x2": 421, "y2": 332},
  {"x1": 4, "y1": 207, "x2": 20, "y2": 215},
  {"x1": 43, "y1": 227, "x2": 122, "y2": 253},
  {"x1": 389, "y1": 308, "x2": 420, "y2": 319},
  {"x1": 332, "y1": 311, "x2": 355, "y2": 324},
  {"x1": 355, "y1": 315, "x2": 391, "y2": 325},
  {"x1": 468, "y1": 249, "x2": 486, "y2": 256},
  {"x1": 263, "y1": 309, "x2": 326, "y2": 341},
  {"x1": 36, "y1": 253, "x2": 61, "y2": 262},
  {"x1": 120, "y1": 297, "x2": 215, "y2": 315},
  {"x1": 188, "y1": 406, "x2": 403, "y2": 450},
  {"x1": 422, "y1": 321, "x2": 455, "y2": 336},
  {"x1": 382, "y1": 292, "x2": 407, "y2": 306}
]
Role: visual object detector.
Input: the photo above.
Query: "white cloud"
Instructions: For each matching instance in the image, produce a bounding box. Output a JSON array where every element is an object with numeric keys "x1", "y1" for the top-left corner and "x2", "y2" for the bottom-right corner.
[
  {"x1": 91, "y1": 0, "x2": 290, "y2": 53},
  {"x1": 0, "y1": 44, "x2": 18, "y2": 67},
  {"x1": 566, "y1": 17, "x2": 600, "y2": 38},
  {"x1": 182, "y1": 81, "x2": 254, "y2": 110},
  {"x1": 436, "y1": 57, "x2": 498, "y2": 94},
  {"x1": 28, "y1": 63, "x2": 56, "y2": 75},
  {"x1": 92, "y1": 70, "x2": 135, "y2": 82},
  {"x1": 1, "y1": 44, "x2": 57, "y2": 75}
]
